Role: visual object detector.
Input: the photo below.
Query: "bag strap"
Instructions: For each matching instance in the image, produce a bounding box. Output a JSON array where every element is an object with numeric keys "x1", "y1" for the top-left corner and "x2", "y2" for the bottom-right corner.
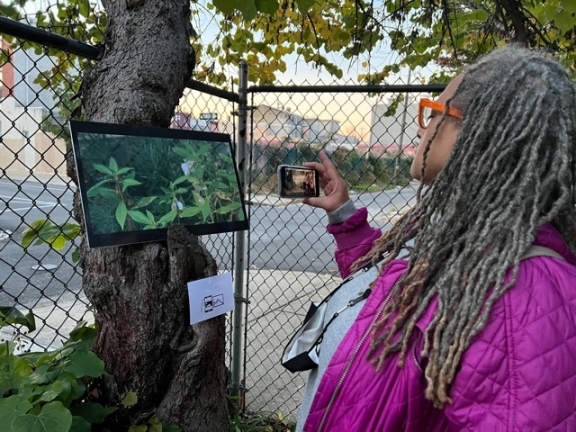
[{"x1": 521, "y1": 245, "x2": 565, "y2": 261}]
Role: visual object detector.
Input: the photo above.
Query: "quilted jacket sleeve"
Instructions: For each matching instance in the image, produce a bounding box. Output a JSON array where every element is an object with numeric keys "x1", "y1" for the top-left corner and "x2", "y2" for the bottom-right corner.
[
  {"x1": 327, "y1": 207, "x2": 381, "y2": 278},
  {"x1": 444, "y1": 261, "x2": 576, "y2": 431}
]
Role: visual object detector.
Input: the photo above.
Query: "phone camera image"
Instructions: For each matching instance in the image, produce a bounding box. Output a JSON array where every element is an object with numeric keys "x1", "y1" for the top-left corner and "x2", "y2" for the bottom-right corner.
[{"x1": 278, "y1": 165, "x2": 319, "y2": 198}]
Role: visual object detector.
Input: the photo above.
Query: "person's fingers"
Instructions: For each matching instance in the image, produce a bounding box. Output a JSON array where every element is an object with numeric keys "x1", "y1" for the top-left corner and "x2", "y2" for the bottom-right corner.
[
  {"x1": 318, "y1": 152, "x2": 343, "y2": 183},
  {"x1": 304, "y1": 161, "x2": 324, "y2": 172},
  {"x1": 302, "y1": 196, "x2": 328, "y2": 210}
]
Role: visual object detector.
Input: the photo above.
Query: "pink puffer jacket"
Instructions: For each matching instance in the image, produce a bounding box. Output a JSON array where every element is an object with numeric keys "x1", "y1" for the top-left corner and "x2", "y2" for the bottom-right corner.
[{"x1": 304, "y1": 208, "x2": 576, "y2": 432}]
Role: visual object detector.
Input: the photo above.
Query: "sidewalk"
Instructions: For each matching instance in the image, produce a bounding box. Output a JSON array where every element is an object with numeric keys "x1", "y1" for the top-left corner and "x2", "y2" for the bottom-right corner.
[
  {"x1": 248, "y1": 193, "x2": 296, "y2": 207},
  {"x1": 2, "y1": 170, "x2": 73, "y2": 188}
]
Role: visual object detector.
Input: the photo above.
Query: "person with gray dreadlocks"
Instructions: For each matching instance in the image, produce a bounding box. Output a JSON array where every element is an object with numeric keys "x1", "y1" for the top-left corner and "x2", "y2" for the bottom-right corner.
[{"x1": 290, "y1": 46, "x2": 576, "y2": 431}]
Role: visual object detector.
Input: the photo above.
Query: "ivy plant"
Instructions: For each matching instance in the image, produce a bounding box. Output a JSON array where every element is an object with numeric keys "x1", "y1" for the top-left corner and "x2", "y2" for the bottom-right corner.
[{"x1": 0, "y1": 318, "x2": 116, "y2": 432}]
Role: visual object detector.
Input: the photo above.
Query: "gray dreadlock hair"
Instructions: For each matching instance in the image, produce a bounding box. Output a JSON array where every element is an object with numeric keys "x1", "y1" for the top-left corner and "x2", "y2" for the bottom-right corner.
[{"x1": 358, "y1": 46, "x2": 576, "y2": 408}]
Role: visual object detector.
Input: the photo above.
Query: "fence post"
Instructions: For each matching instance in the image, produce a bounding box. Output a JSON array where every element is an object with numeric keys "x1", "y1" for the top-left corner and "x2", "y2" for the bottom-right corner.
[
  {"x1": 231, "y1": 61, "x2": 249, "y2": 402},
  {"x1": 394, "y1": 68, "x2": 411, "y2": 184}
]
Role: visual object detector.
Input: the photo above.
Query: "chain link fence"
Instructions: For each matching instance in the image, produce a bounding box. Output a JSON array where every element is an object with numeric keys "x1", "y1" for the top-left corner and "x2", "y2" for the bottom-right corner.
[
  {"x1": 238, "y1": 83, "x2": 444, "y2": 419},
  {"x1": 0, "y1": 25, "x2": 90, "y2": 353},
  {"x1": 0, "y1": 12, "x2": 447, "y2": 425}
]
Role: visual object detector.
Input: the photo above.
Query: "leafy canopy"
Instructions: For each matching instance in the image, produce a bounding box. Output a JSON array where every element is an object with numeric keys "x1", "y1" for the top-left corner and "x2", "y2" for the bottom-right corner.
[
  {"x1": 1, "y1": 0, "x2": 574, "y2": 88},
  {"x1": 209, "y1": 0, "x2": 576, "y2": 84}
]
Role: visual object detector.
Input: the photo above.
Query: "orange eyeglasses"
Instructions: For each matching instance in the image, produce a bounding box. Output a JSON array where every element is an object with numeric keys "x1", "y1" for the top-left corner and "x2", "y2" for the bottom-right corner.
[{"x1": 418, "y1": 98, "x2": 463, "y2": 129}]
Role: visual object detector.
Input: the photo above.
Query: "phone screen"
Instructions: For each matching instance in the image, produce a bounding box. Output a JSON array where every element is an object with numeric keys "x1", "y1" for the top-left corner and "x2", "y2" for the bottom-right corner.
[{"x1": 277, "y1": 165, "x2": 320, "y2": 198}]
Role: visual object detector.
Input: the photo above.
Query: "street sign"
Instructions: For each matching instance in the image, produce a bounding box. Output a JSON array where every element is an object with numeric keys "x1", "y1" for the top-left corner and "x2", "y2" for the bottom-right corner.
[{"x1": 200, "y1": 113, "x2": 218, "y2": 121}]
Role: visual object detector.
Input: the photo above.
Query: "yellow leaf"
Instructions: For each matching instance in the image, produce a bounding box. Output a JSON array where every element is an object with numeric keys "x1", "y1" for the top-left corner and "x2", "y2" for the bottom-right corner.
[{"x1": 121, "y1": 391, "x2": 138, "y2": 407}]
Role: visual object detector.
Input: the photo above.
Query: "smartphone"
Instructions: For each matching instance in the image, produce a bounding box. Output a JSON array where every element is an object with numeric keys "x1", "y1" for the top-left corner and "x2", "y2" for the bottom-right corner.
[{"x1": 277, "y1": 165, "x2": 320, "y2": 198}]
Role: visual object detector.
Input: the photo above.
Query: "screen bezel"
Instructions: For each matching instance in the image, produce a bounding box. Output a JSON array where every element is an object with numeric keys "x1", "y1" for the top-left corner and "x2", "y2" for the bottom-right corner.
[{"x1": 70, "y1": 120, "x2": 249, "y2": 248}]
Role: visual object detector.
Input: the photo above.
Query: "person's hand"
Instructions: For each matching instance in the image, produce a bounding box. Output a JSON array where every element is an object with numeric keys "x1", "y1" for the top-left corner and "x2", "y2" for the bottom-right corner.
[{"x1": 302, "y1": 150, "x2": 350, "y2": 212}]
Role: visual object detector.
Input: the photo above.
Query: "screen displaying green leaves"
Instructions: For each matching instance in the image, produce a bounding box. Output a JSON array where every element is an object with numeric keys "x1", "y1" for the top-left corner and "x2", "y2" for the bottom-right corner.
[{"x1": 70, "y1": 121, "x2": 248, "y2": 248}]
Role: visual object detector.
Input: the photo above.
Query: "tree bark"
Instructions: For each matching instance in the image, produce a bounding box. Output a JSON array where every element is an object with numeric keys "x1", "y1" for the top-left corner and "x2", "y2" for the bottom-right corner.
[{"x1": 72, "y1": 1, "x2": 230, "y2": 430}]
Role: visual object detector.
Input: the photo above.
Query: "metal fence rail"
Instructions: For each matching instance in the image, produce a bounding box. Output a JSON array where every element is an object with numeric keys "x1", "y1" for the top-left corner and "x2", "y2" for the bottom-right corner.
[{"x1": 0, "y1": 13, "x2": 448, "y2": 424}]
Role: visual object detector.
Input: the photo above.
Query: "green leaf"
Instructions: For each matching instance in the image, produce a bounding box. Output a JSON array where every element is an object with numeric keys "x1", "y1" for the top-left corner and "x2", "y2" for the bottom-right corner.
[
  {"x1": 71, "y1": 248, "x2": 80, "y2": 263},
  {"x1": 24, "y1": 363, "x2": 53, "y2": 386},
  {"x1": 21, "y1": 219, "x2": 51, "y2": 248},
  {"x1": 116, "y1": 202, "x2": 128, "y2": 231},
  {"x1": 92, "y1": 164, "x2": 114, "y2": 176},
  {"x1": 0, "y1": 395, "x2": 33, "y2": 428},
  {"x1": 121, "y1": 178, "x2": 142, "y2": 192},
  {"x1": 172, "y1": 176, "x2": 189, "y2": 186},
  {"x1": 86, "y1": 179, "x2": 113, "y2": 196},
  {"x1": 563, "y1": 0, "x2": 576, "y2": 14},
  {"x1": 158, "y1": 209, "x2": 178, "y2": 226},
  {"x1": 255, "y1": 0, "x2": 279, "y2": 15},
  {"x1": 61, "y1": 223, "x2": 81, "y2": 239},
  {"x1": 213, "y1": 0, "x2": 240, "y2": 15},
  {"x1": 121, "y1": 391, "x2": 138, "y2": 407},
  {"x1": 132, "y1": 196, "x2": 157, "y2": 209},
  {"x1": 21, "y1": 220, "x2": 80, "y2": 252},
  {"x1": 64, "y1": 350, "x2": 105, "y2": 379},
  {"x1": 555, "y1": 10, "x2": 575, "y2": 33},
  {"x1": 115, "y1": 167, "x2": 134, "y2": 176},
  {"x1": 295, "y1": 0, "x2": 315, "y2": 13},
  {"x1": 70, "y1": 416, "x2": 91, "y2": 432},
  {"x1": 0, "y1": 341, "x2": 16, "y2": 355},
  {"x1": 214, "y1": 202, "x2": 242, "y2": 214},
  {"x1": 49, "y1": 235, "x2": 66, "y2": 250},
  {"x1": 180, "y1": 207, "x2": 202, "y2": 218},
  {"x1": 218, "y1": 153, "x2": 233, "y2": 163},
  {"x1": 88, "y1": 188, "x2": 119, "y2": 201},
  {"x1": 0, "y1": 306, "x2": 36, "y2": 332},
  {"x1": 0, "y1": 355, "x2": 33, "y2": 396},
  {"x1": 201, "y1": 204, "x2": 211, "y2": 222},
  {"x1": 127, "y1": 210, "x2": 152, "y2": 225},
  {"x1": 467, "y1": 9, "x2": 489, "y2": 22},
  {"x1": 71, "y1": 402, "x2": 116, "y2": 424},
  {"x1": 77, "y1": 0, "x2": 90, "y2": 17},
  {"x1": 12, "y1": 401, "x2": 72, "y2": 432},
  {"x1": 108, "y1": 157, "x2": 119, "y2": 173},
  {"x1": 39, "y1": 380, "x2": 65, "y2": 402},
  {"x1": 128, "y1": 426, "x2": 147, "y2": 432},
  {"x1": 67, "y1": 324, "x2": 97, "y2": 350},
  {"x1": 86, "y1": 186, "x2": 106, "y2": 198},
  {"x1": 238, "y1": 0, "x2": 258, "y2": 20}
]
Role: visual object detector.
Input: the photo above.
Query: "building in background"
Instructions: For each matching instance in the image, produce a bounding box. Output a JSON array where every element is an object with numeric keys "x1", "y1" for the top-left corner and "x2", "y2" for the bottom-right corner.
[
  {"x1": 251, "y1": 104, "x2": 357, "y2": 150},
  {"x1": 0, "y1": 38, "x2": 66, "y2": 177},
  {"x1": 1, "y1": 38, "x2": 57, "y2": 110},
  {"x1": 369, "y1": 95, "x2": 421, "y2": 156},
  {"x1": 250, "y1": 105, "x2": 304, "y2": 147},
  {"x1": 171, "y1": 112, "x2": 219, "y2": 133}
]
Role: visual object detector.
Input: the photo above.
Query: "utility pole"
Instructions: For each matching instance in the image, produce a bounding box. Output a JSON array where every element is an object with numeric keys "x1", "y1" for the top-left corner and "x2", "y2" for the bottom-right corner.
[{"x1": 394, "y1": 68, "x2": 412, "y2": 184}]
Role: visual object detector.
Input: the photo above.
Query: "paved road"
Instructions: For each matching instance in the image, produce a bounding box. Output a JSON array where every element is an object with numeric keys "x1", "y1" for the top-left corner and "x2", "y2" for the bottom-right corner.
[
  {"x1": 0, "y1": 177, "x2": 79, "y2": 309},
  {"x1": 0, "y1": 176, "x2": 417, "y2": 308}
]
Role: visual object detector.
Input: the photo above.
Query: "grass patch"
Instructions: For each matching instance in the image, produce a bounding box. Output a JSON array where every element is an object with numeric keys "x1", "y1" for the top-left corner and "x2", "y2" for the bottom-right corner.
[
  {"x1": 229, "y1": 396, "x2": 296, "y2": 432},
  {"x1": 231, "y1": 411, "x2": 296, "y2": 432}
]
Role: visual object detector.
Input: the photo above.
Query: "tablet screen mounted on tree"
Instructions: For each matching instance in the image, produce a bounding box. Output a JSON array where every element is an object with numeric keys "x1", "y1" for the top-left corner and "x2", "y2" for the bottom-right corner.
[{"x1": 69, "y1": 120, "x2": 248, "y2": 248}]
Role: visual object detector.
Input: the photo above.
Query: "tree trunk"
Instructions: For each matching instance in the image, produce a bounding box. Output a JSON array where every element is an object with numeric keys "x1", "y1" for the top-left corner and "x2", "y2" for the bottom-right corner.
[{"x1": 72, "y1": 1, "x2": 230, "y2": 430}]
